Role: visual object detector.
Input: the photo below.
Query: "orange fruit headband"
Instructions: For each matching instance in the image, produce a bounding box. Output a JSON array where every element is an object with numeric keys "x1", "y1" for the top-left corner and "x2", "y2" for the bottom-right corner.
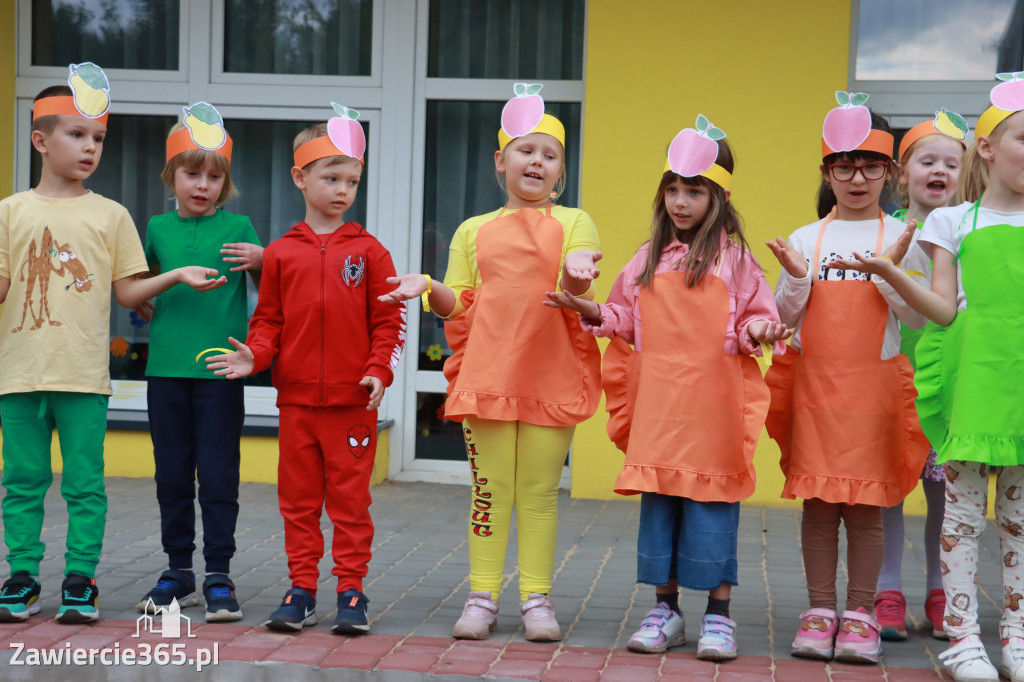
[
  {"x1": 898, "y1": 109, "x2": 968, "y2": 162},
  {"x1": 821, "y1": 91, "x2": 894, "y2": 160},
  {"x1": 33, "y1": 96, "x2": 109, "y2": 127},
  {"x1": 33, "y1": 63, "x2": 111, "y2": 126},
  {"x1": 166, "y1": 102, "x2": 233, "y2": 162},
  {"x1": 294, "y1": 103, "x2": 366, "y2": 168}
]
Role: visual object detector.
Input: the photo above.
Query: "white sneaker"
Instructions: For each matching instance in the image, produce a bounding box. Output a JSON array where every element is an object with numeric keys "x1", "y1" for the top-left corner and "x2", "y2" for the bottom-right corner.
[
  {"x1": 452, "y1": 591, "x2": 499, "y2": 640},
  {"x1": 519, "y1": 593, "x2": 561, "y2": 641},
  {"x1": 1001, "y1": 636, "x2": 1024, "y2": 682},
  {"x1": 938, "y1": 636, "x2": 998, "y2": 682},
  {"x1": 627, "y1": 603, "x2": 686, "y2": 653}
]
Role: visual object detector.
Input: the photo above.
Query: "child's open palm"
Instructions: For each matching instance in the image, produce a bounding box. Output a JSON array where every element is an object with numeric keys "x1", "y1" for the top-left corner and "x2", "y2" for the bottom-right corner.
[
  {"x1": 378, "y1": 274, "x2": 428, "y2": 304},
  {"x1": 205, "y1": 336, "x2": 254, "y2": 380},
  {"x1": 563, "y1": 250, "x2": 602, "y2": 282},
  {"x1": 180, "y1": 266, "x2": 228, "y2": 291},
  {"x1": 827, "y1": 221, "x2": 916, "y2": 276},
  {"x1": 543, "y1": 290, "x2": 600, "y2": 320},
  {"x1": 766, "y1": 238, "x2": 809, "y2": 278}
]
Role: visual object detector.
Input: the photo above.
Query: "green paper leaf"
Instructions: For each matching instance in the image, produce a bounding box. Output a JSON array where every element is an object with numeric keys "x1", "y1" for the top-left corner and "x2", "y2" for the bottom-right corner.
[
  {"x1": 696, "y1": 114, "x2": 709, "y2": 132},
  {"x1": 945, "y1": 109, "x2": 968, "y2": 134},
  {"x1": 996, "y1": 72, "x2": 1015, "y2": 81},
  {"x1": 836, "y1": 91, "x2": 850, "y2": 105},
  {"x1": 348, "y1": 109, "x2": 359, "y2": 120},
  {"x1": 74, "y1": 63, "x2": 108, "y2": 91},
  {"x1": 515, "y1": 83, "x2": 526, "y2": 96},
  {"x1": 707, "y1": 128, "x2": 726, "y2": 141},
  {"x1": 527, "y1": 84, "x2": 543, "y2": 96},
  {"x1": 331, "y1": 102, "x2": 347, "y2": 117},
  {"x1": 851, "y1": 93, "x2": 869, "y2": 106},
  {"x1": 187, "y1": 103, "x2": 221, "y2": 126}
]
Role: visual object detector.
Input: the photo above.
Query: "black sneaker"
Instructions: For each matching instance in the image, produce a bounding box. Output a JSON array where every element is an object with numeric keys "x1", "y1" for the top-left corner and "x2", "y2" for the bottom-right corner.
[
  {"x1": 265, "y1": 587, "x2": 317, "y2": 632},
  {"x1": 203, "y1": 574, "x2": 242, "y2": 622},
  {"x1": 0, "y1": 572, "x2": 41, "y2": 622},
  {"x1": 137, "y1": 569, "x2": 199, "y2": 614},
  {"x1": 55, "y1": 574, "x2": 99, "y2": 624},
  {"x1": 332, "y1": 589, "x2": 369, "y2": 635}
]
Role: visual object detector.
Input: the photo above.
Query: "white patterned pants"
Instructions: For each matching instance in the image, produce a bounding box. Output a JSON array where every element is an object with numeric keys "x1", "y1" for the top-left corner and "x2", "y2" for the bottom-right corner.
[{"x1": 941, "y1": 461, "x2": 1024, "y2": 641}]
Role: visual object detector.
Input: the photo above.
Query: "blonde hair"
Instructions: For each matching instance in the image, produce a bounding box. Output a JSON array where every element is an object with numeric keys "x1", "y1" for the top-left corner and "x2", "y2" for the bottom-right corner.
[
  {"x1": 494, "y1": 138, "x2": 567, "y2": 202},
  {"x1": 957, "y1": 109, "x2": 1023, "y2": 204},
  {"x1": 292, "y1": 123, "x2": 359, "y2": 170},
  {"x1": 161, "y1": 122, "x2": 238, "y2": 206}
]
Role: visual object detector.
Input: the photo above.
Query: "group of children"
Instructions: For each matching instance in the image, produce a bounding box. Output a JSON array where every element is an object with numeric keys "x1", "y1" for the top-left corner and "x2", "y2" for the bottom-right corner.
[{"x1": 0, "y1": 64, "x2": 1021, "y2": 682}]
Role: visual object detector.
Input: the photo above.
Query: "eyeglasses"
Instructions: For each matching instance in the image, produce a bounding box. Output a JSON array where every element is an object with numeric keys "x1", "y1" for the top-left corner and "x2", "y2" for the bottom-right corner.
[{"x1": 828, "y1": 161, "x2": 889, "y2": 182}]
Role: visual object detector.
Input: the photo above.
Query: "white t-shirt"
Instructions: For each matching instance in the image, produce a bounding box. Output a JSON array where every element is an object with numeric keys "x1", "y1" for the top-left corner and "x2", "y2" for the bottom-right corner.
[
  {"x1": 918, "y1": 201, "x2": 1024, "y2": 312},
  {"x1": 774, "y1": 214, "x2": 931, "y2": 359}
]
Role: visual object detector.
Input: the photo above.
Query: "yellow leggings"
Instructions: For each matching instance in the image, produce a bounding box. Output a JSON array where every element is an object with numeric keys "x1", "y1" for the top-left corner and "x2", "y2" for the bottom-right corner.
[{"x1": 463, "y1": 417, "x2": 574, "y2": 601}]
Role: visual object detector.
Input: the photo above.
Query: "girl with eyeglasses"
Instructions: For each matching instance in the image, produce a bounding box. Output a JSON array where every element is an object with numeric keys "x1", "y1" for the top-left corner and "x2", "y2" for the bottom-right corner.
[{"x1": 764, "y1": 93, "x2": 932, "y2": 665}]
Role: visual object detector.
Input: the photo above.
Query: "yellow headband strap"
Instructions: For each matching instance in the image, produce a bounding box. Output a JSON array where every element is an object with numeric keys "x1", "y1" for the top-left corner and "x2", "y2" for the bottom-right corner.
[
  {"x1": 976, "y1": 104, "x2": 1016, "y2": 139},
  {"x1": 498, "y1": 113, "x2": 565, "y2": 151},
  {"x1": 662, "y1": 159, "x2": 732, "y2": 190}
]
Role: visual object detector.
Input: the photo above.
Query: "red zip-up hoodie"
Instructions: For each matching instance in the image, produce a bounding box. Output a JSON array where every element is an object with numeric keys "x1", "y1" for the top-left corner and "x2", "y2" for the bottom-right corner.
[{"x1": 247, "y1": 221, "x2": 406, "y2": 407}]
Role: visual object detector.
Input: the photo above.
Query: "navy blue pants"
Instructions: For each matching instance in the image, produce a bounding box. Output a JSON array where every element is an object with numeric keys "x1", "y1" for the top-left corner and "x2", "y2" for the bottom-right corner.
[
  {"x1": 147, "y1": 377, "x2": 244, "y2": 574},
  {"x1": 636, "y1": 492, "x2": 740, "y2": 591}
]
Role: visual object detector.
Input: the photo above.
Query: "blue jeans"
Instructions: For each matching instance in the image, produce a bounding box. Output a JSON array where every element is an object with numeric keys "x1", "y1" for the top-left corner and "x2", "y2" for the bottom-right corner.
[{"x1": 636, "y1": 492, "x2": 739, "y2": 591}]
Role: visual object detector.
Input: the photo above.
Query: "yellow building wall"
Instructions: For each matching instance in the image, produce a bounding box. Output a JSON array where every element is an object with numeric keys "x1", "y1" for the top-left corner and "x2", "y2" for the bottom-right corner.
[{"x1": 572, "y1": 0, "x2": 935, "y2": 514}]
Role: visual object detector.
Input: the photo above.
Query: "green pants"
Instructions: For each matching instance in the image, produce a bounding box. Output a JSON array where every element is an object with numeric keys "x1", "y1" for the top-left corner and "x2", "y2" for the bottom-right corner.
[{"x1": 0, "y1": 391, "x2": 109, "y2": 577}]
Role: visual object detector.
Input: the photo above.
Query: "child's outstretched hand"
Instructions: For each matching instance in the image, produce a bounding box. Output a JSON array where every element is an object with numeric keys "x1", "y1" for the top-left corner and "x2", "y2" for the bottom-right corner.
[
  {"x1": 543, "y1": 290, "x2": 601, "y2": 321},
  {"x1": 827, "y1": 221, "x2": 916, "y2": 276},
  {"x1": 378, "y1": 274, "x2": 428, "y2": 304},
  {"x1": 221, "y1": 242, "x2": 265, "y2": 272},
  {"x1": 748, "y1": 320, "x2": 793, "y2": 345},
  {"x1": 179, "y1": 266, "x2": 228, "y2": 291},
  {"x1": 563, "y1": 250, "x2": 602, "y2": 282},
  {"x1": 360, "y1": 375, "x2": 384, "y2": 410},
  {"x1": 765, "y1": 238, "x2": 809, "y2": 278},
  {"x1": 205, "y1": 337, "x2": 254, "y2": 379}
]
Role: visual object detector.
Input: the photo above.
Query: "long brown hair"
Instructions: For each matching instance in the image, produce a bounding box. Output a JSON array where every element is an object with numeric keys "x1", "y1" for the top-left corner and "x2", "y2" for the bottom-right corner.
[{"x1": 635, "y1": 138, "x2": 749, "y2": 289}]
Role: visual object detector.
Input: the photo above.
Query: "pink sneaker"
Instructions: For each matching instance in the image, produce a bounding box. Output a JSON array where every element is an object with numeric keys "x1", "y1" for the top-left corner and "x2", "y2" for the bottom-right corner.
[
  {"x1": 834, "y1": 607, "x2": 882, "y2": 664},
  {"x1": 520, "y1": 593, "x2": 561, "y2": 641},
  {"x1": 925, "y1": 588, "x2": 948, "y2": 640},
  {"x1": 791, "y1": 607, "x2": 839, "y2": 660},
  {"x1": 874, "y1": 590, "x2": 907, "y2": 641},
  {"x1": 452, "y1": 591, "x2": 498, "y2": 639}
]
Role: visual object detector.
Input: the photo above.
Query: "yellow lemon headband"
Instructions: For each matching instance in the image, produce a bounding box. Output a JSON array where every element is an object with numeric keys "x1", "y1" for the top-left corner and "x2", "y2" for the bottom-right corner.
[
  {"x1": 977, "y1": 71, "x2": 1024, "y2": 138},
  {"x1": 821, "y1": 91, "x2": 894, "y2": 160},
  {"x1": 662, "y1": 114, "x2": 732, "y2": 191},
  {"x1": 166, "y1": 102, "x2": 233, "y2": 163},
  {"x1": 898, "y1": 109, "x2": 968, "y2": 162},
  {"x1": 33, "y1": 62, "x2": 110, "y2": 126},
  {"x1": 498, "y1": 83, "x2": 566, "y2": 151},
  {"x1": 293, "y1": 102, "x2": 367, "y2": 168}
]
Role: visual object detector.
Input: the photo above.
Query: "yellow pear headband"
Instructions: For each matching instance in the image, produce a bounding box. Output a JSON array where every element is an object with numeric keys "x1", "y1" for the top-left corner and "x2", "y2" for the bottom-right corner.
[
  {"x1": 898, "y1": 109, "x2": 968, "y2": 162},
  {"x1": 498, "y1": 83, "x2": 565, "y2": 151},
  {"x1": 662, "y1": 114, "x2": 732, "y2": 190},
  {"x1": 166, "y1": 102, "x2": 233, "y2": 162},
  {"x1": 976, "y1": 71, "x2": 1024, "y2": 139},
  {"x1": 33, "y1": 62, "x2": 110, "y2": 126}
]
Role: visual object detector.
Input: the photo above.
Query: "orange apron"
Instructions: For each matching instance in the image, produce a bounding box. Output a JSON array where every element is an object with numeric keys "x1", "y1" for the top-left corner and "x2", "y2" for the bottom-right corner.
[
  {"x1": 764, "y1": 212, "x2": 929, "y2": 506},
  {"x1": 606, "y1": 255, "x2": 770, "y2": 503},
  {"x1": 443, "y1": 205, "x2": 601, "y2": 426}
]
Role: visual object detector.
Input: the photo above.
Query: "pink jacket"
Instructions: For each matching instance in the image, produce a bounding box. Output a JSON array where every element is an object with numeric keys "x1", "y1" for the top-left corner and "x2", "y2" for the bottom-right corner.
[{"x1": 582, "y1": 232, "x2": 785, "y2": 356}]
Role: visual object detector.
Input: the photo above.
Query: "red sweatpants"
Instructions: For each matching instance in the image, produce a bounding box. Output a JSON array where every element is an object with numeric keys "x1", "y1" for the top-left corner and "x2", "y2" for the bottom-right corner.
[{"x1": 278, "y1": 405, "x2": 377, "y2": 593}]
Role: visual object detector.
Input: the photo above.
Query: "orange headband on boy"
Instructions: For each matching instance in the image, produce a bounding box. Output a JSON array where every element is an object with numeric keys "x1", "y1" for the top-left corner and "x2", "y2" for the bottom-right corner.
[
  {"x1": 897, "y1": 109, "x2": 968, "y2": 162},
  {"x1": 294, "y1": 103, "x2": 366, "y2": 168},
  {"x1": 33, "y1": 62, "x2": 111, "y2": 126},
  {"x1": 821, "y1": 91, "x2": 894, "y2": 160},
  {"x1": 166, "y1": 102, "x2": 233, "y2": 162}
]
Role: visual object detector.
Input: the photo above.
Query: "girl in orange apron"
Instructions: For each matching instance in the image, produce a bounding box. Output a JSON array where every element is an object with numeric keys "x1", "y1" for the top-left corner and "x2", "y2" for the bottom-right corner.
[
  {"x1": 826, "y1": 88, "x2": 1024, "y2": 682},
  {"x1": 378, "y1": 84, "x2": 602, "y2": 642},
  {"x1": 546, "y1": 117, "x2": 789, "y2": 661},
  {"x1": 765, "y1": 93, "x2": 931, "y2": 665}
]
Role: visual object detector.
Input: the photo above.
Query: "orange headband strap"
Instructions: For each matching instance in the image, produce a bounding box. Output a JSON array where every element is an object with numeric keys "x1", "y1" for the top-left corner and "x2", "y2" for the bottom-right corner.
[
  {"x1": 166, "y1": 127, "x2": 233, "y2": 163},
  {"x1": 821, "y1": 128, "x2": 894, "y2": 159},
  {"x1": 898, "y1": 120, "x2": 967, "y2": 162},
  {"x1": 293, "y1": 136, "x2": 363, "y2": 168},
  {"x1": 32, "y1": 96, "x2": 109, "y2": 126}
]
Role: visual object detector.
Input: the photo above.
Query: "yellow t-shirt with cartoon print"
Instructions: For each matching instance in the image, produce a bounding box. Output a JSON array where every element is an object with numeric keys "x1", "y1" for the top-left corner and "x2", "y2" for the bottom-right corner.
[{"x1": 0, "y1": 190, "x2": 149, "y2": 395}]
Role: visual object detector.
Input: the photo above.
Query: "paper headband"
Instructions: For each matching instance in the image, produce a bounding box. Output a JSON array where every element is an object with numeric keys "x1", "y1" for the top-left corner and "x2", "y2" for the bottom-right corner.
[
  {"x1": 293, "y1": 103, "x2": 367, "y2": 168},
  {"x1": 498, "y1": 83, "x2": 566, "y2": 151},
  {"x1": 821, "y1": 91, "x2": 894, "y2": 160},
  {"x1": 166, "y1": 102, "x2": 233, "y2": 162},
  {"x1": 976, "y1": 71, "x2": 1024, "y2": 139},
  {"x1": 32, "y1": 62, "x2": 110, "y2": 126},
  {"x1": 897, "y1": 109, "x2": 968, "y2": 162},
  {"x1": 662, "y1": 114, "x2": 732, "y2": 190}
]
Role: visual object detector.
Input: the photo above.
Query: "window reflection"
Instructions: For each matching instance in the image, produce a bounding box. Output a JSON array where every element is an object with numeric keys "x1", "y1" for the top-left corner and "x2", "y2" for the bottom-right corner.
[
  {"x1": 32, "y1": 0, "x2": 180, "y2": 70},
  {"x1": 856, "y1": 0, "x2": 1024, "y2": 80},
  {"x1": 224, "y1": 0, "x2": 372, "y2": 75}
]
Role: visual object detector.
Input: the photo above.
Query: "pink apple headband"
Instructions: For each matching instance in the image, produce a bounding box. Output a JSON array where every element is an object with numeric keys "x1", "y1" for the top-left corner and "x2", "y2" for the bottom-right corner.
[{"x1": 661, "y1": 115, "x2": 732, "y2": 190}]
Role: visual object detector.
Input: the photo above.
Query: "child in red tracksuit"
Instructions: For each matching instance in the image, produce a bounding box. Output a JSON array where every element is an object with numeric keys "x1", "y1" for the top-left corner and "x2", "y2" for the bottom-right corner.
[{"x1": 206, "y1": 105, "x2": 406, "y2": 635}]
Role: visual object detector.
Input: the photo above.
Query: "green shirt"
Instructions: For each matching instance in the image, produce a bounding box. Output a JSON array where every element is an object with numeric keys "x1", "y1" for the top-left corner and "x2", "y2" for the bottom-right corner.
[{"x1": 144, "y1": 209, "x2": 261, "y2": 378}]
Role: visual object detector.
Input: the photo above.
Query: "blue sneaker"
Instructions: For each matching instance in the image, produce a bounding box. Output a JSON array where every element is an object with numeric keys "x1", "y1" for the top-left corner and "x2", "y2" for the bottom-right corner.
[
  {"x1": 203, "y1": 574, "x2": 243, "y2": 622},
  {"x1": 137, "y1": 569, "x2": 199, "y2": 614},
  {"x1": 332, "y1": 588, "x2": 369, "y2": 635},
  {"x1": 56, "y1": 574, "x2": 99, "y2": 624},
  {"x1": 0, "y1": 572, "x2": 42, "y2": 622},
  {"x1": 265, "y1": 587, "x2": 317, "y2": 632}
]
